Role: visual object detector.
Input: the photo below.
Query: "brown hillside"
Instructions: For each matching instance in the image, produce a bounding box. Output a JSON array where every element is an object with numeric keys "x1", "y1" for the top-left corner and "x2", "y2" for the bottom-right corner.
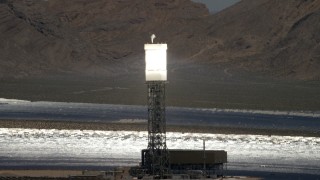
[
  {"x1": 0, "y1": 0, "x2": 319, "y2": 80},
  {"x1": 200, "y1": 0, "x2": 320, "y2": 80},
  {"x1": 0, "y1": 0, "x2": 208, "y2": 78}
]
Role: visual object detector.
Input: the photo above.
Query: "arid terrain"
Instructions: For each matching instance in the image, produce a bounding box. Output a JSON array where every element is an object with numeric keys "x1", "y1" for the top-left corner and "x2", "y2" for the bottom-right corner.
[
  {"x1": 1, "y1": 0, "x2": 320, "y2": 110},
  {"x1": 1, "y1": 0, "x2": 320, "y2": 79}
]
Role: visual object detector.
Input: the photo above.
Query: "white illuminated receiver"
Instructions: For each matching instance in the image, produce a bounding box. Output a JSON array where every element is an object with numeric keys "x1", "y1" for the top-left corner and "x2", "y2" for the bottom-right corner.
[{"x1": 145, "y1": 44, "x2": 167, "y2": 81}]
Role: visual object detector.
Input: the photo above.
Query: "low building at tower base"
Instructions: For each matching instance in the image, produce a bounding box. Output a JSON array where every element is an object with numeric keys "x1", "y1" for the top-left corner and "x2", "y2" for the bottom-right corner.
[{"x1": 130, "y1": 149, "x2": 227, "y2": 179}]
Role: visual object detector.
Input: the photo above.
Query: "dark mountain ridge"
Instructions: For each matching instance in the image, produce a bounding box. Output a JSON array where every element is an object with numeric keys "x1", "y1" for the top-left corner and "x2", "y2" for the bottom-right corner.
[{"x1": 0, "y1": 0, "x2": 319, "y2": 80}]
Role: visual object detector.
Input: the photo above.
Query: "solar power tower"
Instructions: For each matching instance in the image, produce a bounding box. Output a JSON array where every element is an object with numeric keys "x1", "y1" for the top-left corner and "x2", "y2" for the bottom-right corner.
[{"x1": 144, "y1": 35, "x2": 169, "y2": 178}]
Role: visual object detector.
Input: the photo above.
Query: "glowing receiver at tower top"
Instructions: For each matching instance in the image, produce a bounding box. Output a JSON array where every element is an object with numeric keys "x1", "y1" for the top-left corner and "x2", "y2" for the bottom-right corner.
[{"x1": 145, "y1": 43, "x2": 167, "y2": 81}]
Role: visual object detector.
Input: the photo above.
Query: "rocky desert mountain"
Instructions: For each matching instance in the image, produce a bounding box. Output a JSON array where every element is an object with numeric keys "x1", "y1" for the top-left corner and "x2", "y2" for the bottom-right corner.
[
  {"x1": 0, "y1": 0, "x2": 319, "y2": 80},
  {"x1": 0, "y1": 0, "x2": 209, "y2": 78},
  {"x1": 202, "y1": 0, "x2": 320, "y2": 80}
]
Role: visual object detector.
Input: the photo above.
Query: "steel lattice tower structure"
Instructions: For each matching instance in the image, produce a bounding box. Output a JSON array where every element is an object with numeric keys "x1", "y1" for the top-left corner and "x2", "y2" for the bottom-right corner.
[
  {"x1": 144, "y1": 38, "x2": 169, "y2": 178},
  {"x1": 146, "y1": 81, "x2": 169, "y2": 177}
]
